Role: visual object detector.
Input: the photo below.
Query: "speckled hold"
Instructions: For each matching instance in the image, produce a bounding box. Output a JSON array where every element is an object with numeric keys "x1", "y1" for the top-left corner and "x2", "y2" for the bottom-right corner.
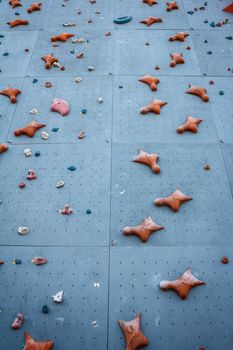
[
  {"x1": 41, "y1": 131, "x2": 49, "y2": 140},
  {"x1": 42, "y1": 305, "x2": 50, "y2": 314},
  {"x1": 56, "y1": 180, "x2": 65, "y2": 188},
  {"x1": 17, "y1": 226, "x2": 29, "y2": 235},
  {"x1": 67, "y1": 165, "x2": 76, "y2": 171}
]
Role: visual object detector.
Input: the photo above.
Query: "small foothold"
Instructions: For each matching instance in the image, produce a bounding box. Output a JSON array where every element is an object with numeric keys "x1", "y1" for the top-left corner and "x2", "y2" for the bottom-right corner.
[
  {"x1": 41, "y1": 131, "x2": 49, "y2": 140},
  {"x1": 81, "y1": 108, "x2": 87, "y2": 114},
  {"x1": 86, "y1": 209, "x2": 92, "y2": 214},
  {"x1": 97, "y1": 97, "x2": 104, "y2": 103},
  {"x1": 23, "y1": 148, "x2": 32, "y2": 157},
  {"x1": 12, "y1": 313, "x2": 24, "y2": 329},
  {"x1": 67, "y1": 165, "x2": 76, "y2": 171},
  {"x1": 32, "y1": 257, "x2": 48, "y2": 265},
  {"x1": 78, "y1": 130, "x2": 85, "y2": 139},
  {"x1": 42, "y1": 305, "x2": 50, "y2": 314},
  {"x1": 221, "y1": 256, "x2": 229, "y2": 264},
  {"x1": 17, "y1": 227, "x2": 29, "y2": 235},
  {"x1": 204, "y1": 164, "x2": 210, "y2": 170},
  {"x1": 3, "y1": 52, "x2": 9, "y2": 56},
  {"x1": 154, "y1": 65, "x2": 160, "y2": 70},
  {"x1": 72, "y1": 38, "x2": 78, "y2": 43},
  {"x1": 209, "y1": 80, "x2": 214, "y2": 85},
  {"x1": 0, "y1": 143, "x2": 8, "y2": 153},
  {"x1": 76, "y1": 52, "x2": 84, "y2": 58},
  {"x1": 210, "y1": 21, "x2": 215, "y2": 27},
  {"x1": 105, "y1": 32, "x2": 111, "y2": 36},
  {"x1": 29, "y1": 108, "x2": 39, "y2": 114},
  {"x1": 19, "y1": 182, "x2": 26, "y2": 188},
  {"x1": 13, "y1": 259, "x2": 22, "y2": 265},
  {"x1": 34, "y1": 151, "x2": 40, "y2": 157},
  {"x1": 56, "y1": 180, "x2": 65, "y2": 188},
  {"x1": 207, "y1": 50, "x2": 212, "y2": 55},
  {"x1": 219, "y1": 90, "x2": 224, "y2": 95},
  {"x1": 59, "y1": 204, "x2": 73, "y2": 215},
  {"x1": 45, "y1": 82, "x2": 53, "y2": 88},
  {"x1": 53, "y1": 290, "x2": 64, "y2": 303},
  {"x1": 32, "y1": 79, "x2": 38, "y2": 84},
  {"x1": 75, "y1": 77, "x2": 82, "y2": 83},
  {"x1": 113, "y1": 16, "x2": 133, "y2": 24},
  {"x1": 88, "y1": 65, "x2": 95, "y2": 71},
  {"x1": 27, "y1": 170, "x2": 37, "y2": 180},
  {"x1": 52, "y1": 128, "x2": 59, "y2": 132},
  {"x1": 226, "y1": 36, "x2": 233, "y2": 40}
]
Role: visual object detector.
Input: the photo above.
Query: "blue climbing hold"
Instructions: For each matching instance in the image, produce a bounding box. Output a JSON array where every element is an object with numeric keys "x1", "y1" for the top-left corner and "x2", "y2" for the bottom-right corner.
[
  {"x1": 86, "y1": 209, "x2": 92, "y2": 214},
  {"x1": 42, "y1": 305, "x2": 49, "y2": 313},
  {"x1": 187, "y1": 11, "x2": 194, "y2": 15},
  {"x1": 0, "y1": 34, "x2": 4, "y2": 38},
  {"x1": 226, "y1": 36, "x2": 233, "y2": 40},
  {"x1": 81, "y1": 108, "x2": 87, "y2": 114},
  {"x1": 34, "y1": 151, "x2": 40, "y2": 157},
  {"x1": 52, "y1": 127, "x2": 59, "y2": 132},
  {"x1": 67, "y1": 166, "x2": 77, "y2": 171},
  {"x1": 113, "y1": 16, "x2": 132, "y2": 24},
  {"x1": 207, "y1": 50, "x2": 212, "y2": 55},
  {"x1": 3, "y1": 52, "x2": 9, "y2": 56},
  {"x1": 14, "y1": 259, "x2": 22, "y2": 265},
  {"x1": 32, "y1": 79, "x2": 38, "y2": 84},
  {"x1": 210, "y1": 22, "x2": 215, "y2": 27}
]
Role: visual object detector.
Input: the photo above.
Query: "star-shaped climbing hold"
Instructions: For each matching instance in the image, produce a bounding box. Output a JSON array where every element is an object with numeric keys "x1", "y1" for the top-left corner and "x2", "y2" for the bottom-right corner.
[
  {"x1": 133, "y1": 149, "x2": 160, "y2": 173},
  {"x1": 154, "y1": 188, "x2": 192, "y2": 212},
  {"x1": 186, "y1": 85, "x2": 209, "y2": 102},
  {"x1": 23, "y1": 332, "x2": 54, "y2": 350},
  {"x1": 14, "y1": 121, "x2": 46, "y2": 138},
  {"x1": 41, "y1": 54, "x2": 59, "y2": 69},
  {"x1": 170, "y1": 53, "x2": 185, "y2": 67},
  {"x1": 7, "y1": 19, "x2": 29, "y2": 27},
  {"x1": 123, "y1": 216, "x2": 164, "y2": 242},
  {"x1": 140, "y1": 16, "x2": 162, "y2": 26},
  {"x1": 27, "y1": 3, "x2": 42, "y2": 13},
  {"x1": 118, "y1": 313, "x2": 149, "y2": 350},
  {"x1": 143, "y1": 0, "x2": 157, "y2": 5},
  {"x1": 166, "y1": 1, "x2": 179, "y2": 11},
  {"x1": 0, "y1": 87, "x2": 21, "y2": 103},
  {"x1": 177, "y1": 115, "x2": 203, "y2": 134},
  {"x1": 50, "y1": 33, "x2": 74, "y2": 42},
  {"x1": 9, "y1": 0, "x2": 22, "y2": 8},
  {"x1": 138, "y1": 75, "x2": 160, "y2": 91},
  {"x1": 169, "y1": 32, "x2": 189, "y2": 42},
  {"x1": 160, "y1": 268, "x2": 205, "y2": 299},
  {"x1": 140, "y1": 99, "x2": 167, "y2": 115}
]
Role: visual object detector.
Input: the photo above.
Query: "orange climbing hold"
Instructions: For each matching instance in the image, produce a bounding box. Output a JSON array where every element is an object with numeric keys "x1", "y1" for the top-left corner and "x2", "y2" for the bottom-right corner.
[
  {"x1": 177, "y1": 115, "x2": 203, "y2": 134},
  {"x1": 9, "y1": 0, "x2": 22, "y2": 8},
  {"x1": 154, "y1": 188, "x2": 192, "y2": 212},
  {"x1": 123, "y1": 216, "x2": 164, "y2": 242},
  {"x1": 0, "y1": 144, "x2": 8, "y2": 154},
  {"x1": 14, "y1": 121, "x2": 46, "y2": 138},
  {"x1": 0, "y1": 87, "x2": 21, "y2": 103},
  {"x1": 186, "y1": 85, "x2": 209, "y2": 102},
  {"x1": 169, "y1": 32, "x2": 189, "y2": 42},
  {"x1": 140, "y1": 16, "x2": 162, "y2": 26},
  {"x1": 27, "y1": 3, "x2": 42, "y2": 13},
  {"x1": 138, "y1": 75, "x2": 160, "y2": 91},
  {"x1": 23, "y1": 332, "x2": 54, "y2": 350},
  {"x1": 140, "y1": 99, "x2": 167, "y2": 115},
  {"x1": 166, "y1": 1, "x2": 179, "y2": 11},
  {"x1": 143, "y1": 0, "x2": 157, "y2": 5},
  {"x1": 50, "y1": 33, "x2": 74, "y2": 42},
  {"x1": 223, "y1": 3, "x2": 233, "y2": 13},
  {"x1": 170, "y1": 53, "x2": 185, "y2": 67},
  {"x1": 133, "y1": 149, "x2": 160, "y2": 173},
  {"x1": 7, "y1": 19, "x2": 29, "y2": 27},
  {"x1": 41, "y1": 54, "x2": 59, "y2": 69}
]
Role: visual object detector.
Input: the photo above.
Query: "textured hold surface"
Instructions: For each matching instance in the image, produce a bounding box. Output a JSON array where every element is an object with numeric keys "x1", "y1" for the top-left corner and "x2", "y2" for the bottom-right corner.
[
  {"x1": 140, "y1": 99, "x2": 167, "y2": 115},
  {"x1": 14, "y1": 121, "x2": 46, "y2": 138},
  {"x1": 154, "y1": 188, "x2": 193, "y2": 212},
  {"x1": 138, "y1": 75, "x2": 160, "y2": 91},
  {"x1": 0, "y1": 87, "x2": 21, "y2": 103},
  {"x1": 123, "y1": 216, "x2": 164, "y2": 242},
  {"x1": 176, "y1": 115, "x2": 203, "y2": 134},
  {"x1": 23, "y1": 332, "x2": 54, "y2": 350},
  {"x1": 186, "y1": 85, "x2": 209, "y2": 102},
  {"x1": 160, "y1": 268, "x2": 205, "y2": 299},
  {"x1": 133, "y1": 149, "x2": 160, "y2": 173}
]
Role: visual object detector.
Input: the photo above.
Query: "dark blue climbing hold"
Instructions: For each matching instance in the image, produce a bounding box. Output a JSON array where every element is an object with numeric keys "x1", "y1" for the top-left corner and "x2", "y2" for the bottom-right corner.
[
  {"x1": 67, "y1": 165, "x2": 77, "y2": 171},
  {"x1": 81, "y1": 108, "x2": 87, "y2": 114},
  {"x1": 225, "y1": 36, "x2": 233, "y2": 40},
  {"x1": 3, "y1": 52, "x2": 9, "y2": 56},
  {"x1": 119, "y1": 85, "x2": 123, "y2": 89},
  {"x1": 113, "y1": 16, "x2": 132, "y2": 24},
  {"x1": 207, "y1": 50, "x2": 212, "y2": 55},
  {"x1": 14, "y1": 259, "x2": 22, "y2": 265},
  {"x1": 204, "y1": 40, "x2": 208, "y2": 43},
  {"x1": 15, "y1": 12, "x2": 20, "y2": 15},
  {"x1": 34, "y1": 151, "x2": 40, "y2": 157},
  {"x1": 70, "y1": 50, "x2": 75, "y2": 54},
  {"x1": 0, "y1": 34, "x2": 4, "y2": 38},
  {"x1": 32, "y1": 79, "x2": 38, "y2": 84},
  {"x1": 86, "y1": 209, "x2": 92, "y2": 214},
  {"x1": 187, "y1": 11, "x2": 194, "y2": 15},
  {"x1": 42, "y1": 305, "x2": 49, "y2": 314},
  {"x1": 52, "y1": 127, "x2": 59, "y2": 132},
  {"x1": 203, "y1": 19, "x2": 208, "y2": 23},
  {"x1": 210, "y1": 22, "x2": 215, "y2": 27}
]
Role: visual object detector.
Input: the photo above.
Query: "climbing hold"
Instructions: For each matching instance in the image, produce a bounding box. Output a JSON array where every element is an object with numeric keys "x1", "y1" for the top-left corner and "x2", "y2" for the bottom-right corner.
[
  {"x1": 186, "y1": 85, "x2": 209, "y2": 102},
  {"x1": 78, "y1": 130, "x2": 85, "y2": 139},
  {"x1": 52, "y1": 127, "x2": 59, "y2": 132},
  {"x1": 32, "y1": 257, "x2": 48, "y2": 265},
  {"x1": 23, "y1": 332, "x2": 54, "y2": 350},
  {"x1": 123, "y1": 216, "x2": 164, "y2": 242},
  {"x1": 29, "y1": 108, "x2": 39, "y2": 114},
  {"x1": 225, "y1": 36, "x2": 233, "y2": 40},
  {"x1": 51, "y1": 98, "x2": 70, "y2": 116},
  {"x1": 88, "y1": 65, "x2": 95, "y2": 71},
  {"x1": 186, "y1": 46, "x2": 191, "y2": 50},
  {"x1": 105, "y1": 32, "x2": 111, "y2": 36},
  {"x1": 81, "y1": 108, "x2": 87, "y2": 114},
  {"x1": 72, "y1": 37, "x2": 79, "y2": 43},
  {"x1": 154, "y1": 65, "x2": 160, "y2": 70},
  {"x1": 3, "y1": 52, "x2": 9, "y2": 56},
  {"x1": 76, "y1": 52, "x2": 84, "y2": 58},
  {"x1": 45, "y1": 82, "x2": 52, "y2": 88},
  {"x1": 207, "y1": 50, "x2": 212, "y2": 54},
  {"x1": 50, "y1": 33, "x2": 74, "y2": 42},
  {"x1": 27, "y1": 170, "x2": 37, "y2": 180},
  {"x1": 59, "y1": 204, "x2": 73, "y2": 215},
  {"x1": 78, "y1": 38, "x2": 85, "y2": 43},
  {"x1": 27, "y1": 2, "x2": 42, "y2": 13},
  {"x1": 52, "y1": 290, "x2": 64, "y2": 303},
  {"x1": 97, "y1": 97, "x2": 104, "y2": 103},
  {"x1": 204, "y1": 164, "x2": 210, "y2": 171},
  {"x1": 138, "y1": 75, "x2": 160, "y2": 91},
  {"x1": 154, "y1": 188, "x2": 192, "y2": 212},
  {"x1": 62, "y1": 22, "x2": 76, "y2": 27},
  {"x1": 169, "y1": 32, "x2": 189, "y2": 42},
  {"x1": 9, "y1": 0, "x2": 22, "y2": 8},
  {"x1": 56, "y1": 180, "x2": 65, "y2": 188},
  {"x1": 23, "y1": 148, "x2": 32, "y2": 157},
  {"x1": 12, "y1": 313, "x2": 24, "y2": 329},
  {"x1": 209, "y1": 80, "x2": 214, "y2": 85},
  {"x1": 0, "y1": 143, "x2": 8, "y2": 153},
  {"x1": 140, "y1": 99, "x2": 167, "y2": 115},
  {"x1": 19, "y1": 182, "x2": 26, "y2": 188},
  {"x1": 34, "y1": 151, "x2": 40, "y2": 157},
  {"x1": 13, "y1": 259, "x2": 22, "y2": 264},
  {"x1": 14, "y1": 121, "x2": 46, "y2": 137},
  {"x1": 210, "y1": 21, "x2": 215, "y2": 27},
  {"x1": 42, "y1": 305, "x2": 50, "y2": 314},
  {"x1": 41, "y1": 131, "x2": 49, "y2": 140},
  {"x1": 0, "y1": 87, "x2": 21, "y2": 103},
  {"x1": 160, "y1": 268, "x2": 205, "y2": 299},
  {"x1": 41, "y1": 54, "x2": 59, "y2": 69},
  {"x1": 166, "y1": 1, "x2": 179, "y2": 11},
  {"x1": 219, "y1": 90, "x2": 224, "y2": 95},
  {"x1": 176, "y1": 115, "x2": 203, "y2": 134},
  {"x1": 119, "y1": 313, "x2": 149, "y2": 350},
  {"x1": 75, "y1": 77, "x2": 82, "y2": 83},
  {"x1": 113, "y1": 16, "x2": 132, "y2": 24},
  {"x1": 67, "y1": 165, "x2": 76, "y2": 171},
  {"x1": 221, "y1": 256, "x2": 229, "y2": 264},
  {"x1": 86, "y1": 209, "x2": 92, "y2": 214},
  {"x1": 7, "y1": 19, "x2": 29, "y2": 27},
  {"x1": 143, "y1": 0, "x2": 157, "y2": 5},
  {"x1": 133, "y1": 149, "x2": 160, "y2": 173},
  {"x1": 17, "y1": 227, "x2": 29, "y2": 235},
  {"x1": 32, "y1": 79, "x2": 38, "y2": 84},
  {"x1": 140, "y1": 16, "x2": 162, "y2": 26},
  {"x1": 170, "y1": 53, "x2": 185, "y2": 67}
]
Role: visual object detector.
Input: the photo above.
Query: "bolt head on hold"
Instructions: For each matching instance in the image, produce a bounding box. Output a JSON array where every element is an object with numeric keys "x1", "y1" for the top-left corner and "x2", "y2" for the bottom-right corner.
[
  {"x1": 17, "y1": 226, "x2": 29, "y2": 235},
  {"x1": 53, "y1": 290, "x2": 64, "y2": 303}
]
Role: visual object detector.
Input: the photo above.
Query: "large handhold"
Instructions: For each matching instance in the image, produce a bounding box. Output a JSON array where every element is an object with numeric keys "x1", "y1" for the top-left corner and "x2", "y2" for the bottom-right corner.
[
  {"x1": 14, "y1": 121, "x2": 46, "y2": 137},
  {"x1": 154, "y1": 188, "x2": 192, "y2": 212},
  {"x1": 186, "y1": 85, "x2": 209, "y2": 102},
  {"x1": 138, "y1": 75, "x2": 160, "y2": 91},
  {"x1": 27, "y1": 3, "x2": 42, "y2": 13},
  {"x1": 143, "y1": 0, "x2": 157, "y2": 5},
  {"x1": 23, "y1": 332, "x2": 54, "y2": 350},
  {"x1": 7, "y1": 19, "x2": 29, "y2": 27},
  {"x1": 177, "y1": 115, "x2": 203, "y2": 133},
  {"x1": 140, "y1": 16, "x2": 162, "y2": 26},
  {"x1": 140, "y1": 99, "x2": 167, "y2": 115},
  {"x1": 133, "y1": 149, "x2": 160, "y2": 173},
  {"x1": 123, "y1": 216, "x2": 164, "y2": 242},
  {"x1": 50, "y1": 33, "x2": 74, "y2": 42},
  {"x1": 166, "y1": 1, "x2": 179, "y2": 11},
  {"x1": 170, "y1": 53, "x2": 185, "y2": 67},
  {"x1": 51, "y1": 98, "x2": 70, "y2": 116},
  {"x1": 118, "y1": 313, "x2": 149, "y2": 350},
  {"x1": 169, "y1": 32, "x2": 189, "y2": 42},
  {"x1": 9, "y1": 0, "x2": 22, "y2": 8},
  {"x1": 160, "y1": 268, "x2": 205, "y2": 299},
  {"x1": 0, "y1": 87, "x2": 21, "y2": 103},
  {"x1": 41, "y1": 54, "x2": 59, "y2": 69}
]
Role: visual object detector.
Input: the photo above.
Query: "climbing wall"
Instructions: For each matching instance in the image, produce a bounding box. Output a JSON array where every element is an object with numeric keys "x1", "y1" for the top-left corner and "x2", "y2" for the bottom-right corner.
[{"x1": 0, "y1": 0, "x2": 233, "y2": 349}]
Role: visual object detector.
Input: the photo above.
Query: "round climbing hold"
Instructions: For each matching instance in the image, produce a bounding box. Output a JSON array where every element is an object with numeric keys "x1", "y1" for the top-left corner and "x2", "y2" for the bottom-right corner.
[
  {"x1": 23, "y1": 148, "x2": 32, "y2": 157},
  {"x1": 204, "y1": 164, "x2": 210, "y2": 171},
  {"x1": 81, "y1": 108, "x2": 87, "y2": 114},
  {"x1": 113, "y1": 16, "x2": 132, "y2": 24},
  {"x1": 41, "y1": 131, "x2": 49, "y2": 140},
  {"x1": 119, "y1": 85, "x2": 123, "y2": 89},
  {"x1": 14, "y1": 259, "x2": 22, "y2": 265},
  {"x1": 210, "y1": 22, "x2": 215, "y2": 27},
  {"x1": 86, "y1": 209, "x2": 92, "y2": 214},
  {"x1": 221, "y1": 256, "x2": 229, "y2": 264},
  {"x1": 67, "y1": 165, "x2": 76, "y2": 171},
  {"x1": 204, "y1": 40, "x2": 208, "y2": 43},
  {"x1": 34, "y1": 151, "x2": 40, "y2": 157},
  {"x1": 56, "y1": 180, "x2": 65, "y2": 188},
  {"x1": 19, "y1": 182, "x2": 26, "y2": 188},
  {"x1": 42, "y1": 305, "x2": 50, "y2": 314},
  {"x1": 45, "y1": 82, "x2": 52, "y2": 88},
  {"x1": 219, "y1": 90, "x2": 224, "y2": 96},
  {"x1": 209, "y1": 80, "x2": 214, "y2": 85},
  {"x1": 32, "y1": 79, "x2": 38, "y2": 84},
  {"x1": 3, "y1": 52, "x2": 9, "y2": 56},
  {"x1": 17, "y1": 227, "x2": 30, "y2": 235}
]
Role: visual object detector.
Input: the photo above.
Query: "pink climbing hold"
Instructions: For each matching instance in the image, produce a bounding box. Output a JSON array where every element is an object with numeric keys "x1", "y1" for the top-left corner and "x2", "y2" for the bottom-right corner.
[
  {"x1": 51, "y1": 98, "x2": 70, "y2": 116},
  {"x1": 32, "y1": 257, "x2": 48, "y2": 265},
  {"x1": 26, "y1": 170, "x2": 37, "y2": 180},
  {"x1": 12, "y1": 313, "x2": 24, "y2": 329}
]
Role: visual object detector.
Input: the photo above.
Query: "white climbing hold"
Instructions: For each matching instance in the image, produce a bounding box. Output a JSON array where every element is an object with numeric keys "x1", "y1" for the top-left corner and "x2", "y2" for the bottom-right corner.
[
  {"x1": 75, "y1": 77, "x2": 82, "y2": 83},
  {"x1": 78, "y1": 38, "x2": 85, "y2": 43},
  {"x1": 53, "y1": 290, "x2": 64, "y2": 303},
  {"x1": 88, "y1": 66, "x2": 95, "y2": 71},
  {"x1": 41, "y1": 131, "x2": 49, "y2": 140},
  {"x1": 56, "y1": 180, "x2": 65, "y2": 188},
  {"x1": 29, "y1": 108, "x2": 39, "y2": 114},
  {"x1": 94, "y1": 282, "x2": 100, "y2": 288},
  {"x1": 23, "y1": 148, "x2": 32, "y2": 157},
  {"x1": 17, "y1": 227, "x2": 29, "y2": 235},
  {"x1": 72, "y1": 38, "x2": 78, "y2": 43},
  {"x1": 97, "y1": 97, "x2": 104, "y2": 103}
]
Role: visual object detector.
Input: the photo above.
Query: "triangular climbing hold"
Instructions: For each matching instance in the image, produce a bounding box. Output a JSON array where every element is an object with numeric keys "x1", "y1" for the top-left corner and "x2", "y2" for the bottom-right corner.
[{"x1": 223, "y1": 3, "x2": 233, "y2": 13}]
